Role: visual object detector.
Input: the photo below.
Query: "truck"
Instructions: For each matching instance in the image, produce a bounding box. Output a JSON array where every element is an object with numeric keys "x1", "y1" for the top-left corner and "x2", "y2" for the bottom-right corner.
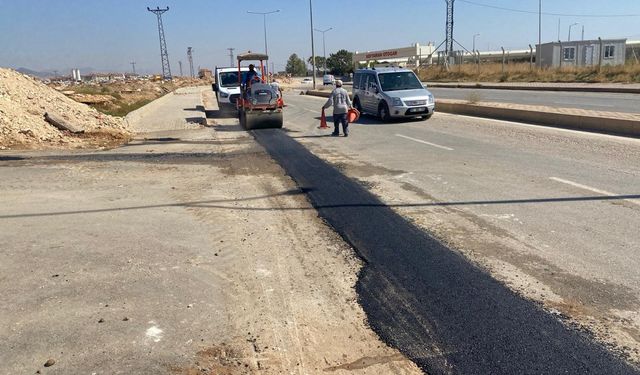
[{"x1": 212, "y1": 66, "x2": 250, "y2": 112}]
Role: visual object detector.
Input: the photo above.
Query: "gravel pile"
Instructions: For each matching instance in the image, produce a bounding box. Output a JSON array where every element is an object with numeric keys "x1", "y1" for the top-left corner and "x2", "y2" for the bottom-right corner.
[{"x1": 0, "y1": 68, "x2": 130, "y2": 149}]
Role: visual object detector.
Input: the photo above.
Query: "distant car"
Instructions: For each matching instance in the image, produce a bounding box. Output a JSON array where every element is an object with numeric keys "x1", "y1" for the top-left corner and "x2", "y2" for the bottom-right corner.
[
  {"x1": 301, "y1": 77, "x2": 313, "y2": 84},
  {"x1": 322, "y1": 74, "x2": 335, "y2": 85}
]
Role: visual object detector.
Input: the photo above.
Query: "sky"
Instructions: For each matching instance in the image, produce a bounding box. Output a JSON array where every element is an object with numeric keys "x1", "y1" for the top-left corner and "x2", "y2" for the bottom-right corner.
[{"x1": 0, "y1": 0, "x2": 639, "y2": 75}]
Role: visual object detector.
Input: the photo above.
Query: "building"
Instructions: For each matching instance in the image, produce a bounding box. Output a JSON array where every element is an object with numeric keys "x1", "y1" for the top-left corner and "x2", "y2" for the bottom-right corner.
[
  {"x1": 352, "y1": 43, "x2": 435, "y2": 69},
  {"x1": 537, "y1": 39, "x2": 626, "y2": 68}
]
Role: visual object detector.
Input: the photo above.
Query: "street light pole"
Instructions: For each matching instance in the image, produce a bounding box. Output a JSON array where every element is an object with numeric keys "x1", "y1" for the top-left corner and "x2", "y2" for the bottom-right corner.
[
  {"x1": 568, "y1": 22, "x2": 579, "y2": 42},
  {"x1": 538, "y1": 0, "x2": 542, "y2": 68},
  {"x1": 314, "y1": 27, "x2": 333, "y2": 75},
  {"x1": 472, "y1": 33, "x2": 480, "y2": 53},
  {"x1": 247, "y1": 9, "x2": 279, "y2": 76},
  {"x1": 309, "y1": 0, "x2": 316, "y2": 89}
]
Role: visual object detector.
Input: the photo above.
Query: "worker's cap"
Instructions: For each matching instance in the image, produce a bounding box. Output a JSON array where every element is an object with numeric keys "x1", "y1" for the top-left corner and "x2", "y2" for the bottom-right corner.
[{"x1": 335, "y1": 79, "x2": 343, "y2": 87}]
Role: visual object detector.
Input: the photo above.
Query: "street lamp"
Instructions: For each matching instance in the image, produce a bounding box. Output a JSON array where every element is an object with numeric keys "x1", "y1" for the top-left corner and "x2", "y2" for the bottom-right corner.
[
  {"x1": 472, "y1": 33, "x2": 480, "y2": 53},
  {"x1": 568, "y1": 22, "x2": 579, "y2": 41},
  {"x1": 314, "y1": 27, "x2": 333, "y2": 75},
  {"x1": 247, "y1": 9, "x2": 280, "y2": 76}
]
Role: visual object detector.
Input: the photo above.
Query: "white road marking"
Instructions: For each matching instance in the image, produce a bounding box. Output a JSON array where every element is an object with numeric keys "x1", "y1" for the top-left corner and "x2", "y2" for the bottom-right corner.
[
  {"x1": 395, "y1": 134, "x2": 454, "y2": 151},
  {"x1": 549, "y1": 177, "x2": 640, "y2": 207}
]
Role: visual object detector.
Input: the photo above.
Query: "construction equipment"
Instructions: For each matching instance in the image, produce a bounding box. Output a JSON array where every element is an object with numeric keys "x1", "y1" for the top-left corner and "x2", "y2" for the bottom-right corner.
[{"x1": 236, "y1": 52, "x2": 284, "y2": 130}]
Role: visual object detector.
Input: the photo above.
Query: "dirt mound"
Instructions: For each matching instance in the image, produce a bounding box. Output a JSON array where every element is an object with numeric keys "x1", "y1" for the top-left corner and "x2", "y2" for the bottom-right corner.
[{"x1": 0, "y1": 68, "x2": 130, "y2": 150}]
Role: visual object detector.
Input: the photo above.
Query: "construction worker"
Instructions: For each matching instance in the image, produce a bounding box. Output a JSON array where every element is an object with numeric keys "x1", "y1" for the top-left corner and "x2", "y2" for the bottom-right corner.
[
  {"x1": 322, "y1": 80, "x2": 353, "y2": 137},
  {"x1": 270, "y1": 78, "x2": 281, "y2": 98},
  {"x1": 242, "y1": 64, "x2": 261, "y2": 99},
  {"x1": 243, "y1": 64, "x2": 259, "y2": 86}
]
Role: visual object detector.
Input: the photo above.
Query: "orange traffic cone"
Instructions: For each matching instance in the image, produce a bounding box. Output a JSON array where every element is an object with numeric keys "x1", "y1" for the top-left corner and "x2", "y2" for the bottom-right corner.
[
  {"x1": 319, "y1": 108, "x2": 329, "y2": 129},
  {"x1": 347, "y1": 108, "x2": 360, "y2": 123}
]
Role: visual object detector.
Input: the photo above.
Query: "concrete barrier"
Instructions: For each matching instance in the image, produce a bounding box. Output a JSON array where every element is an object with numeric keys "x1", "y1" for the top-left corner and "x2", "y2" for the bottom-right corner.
[
  {"x1": 436, "y1": 100, "x2": 640, "y2": 137},
  {"x1": 428, "y1": 83, "x2": 640, "y2": 94},
  {"x1": 304, "y1": 90, "x2": 640, "y2": 137}
]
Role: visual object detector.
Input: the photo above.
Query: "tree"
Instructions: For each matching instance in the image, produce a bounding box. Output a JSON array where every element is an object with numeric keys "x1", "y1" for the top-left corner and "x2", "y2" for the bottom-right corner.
[
  {"x1": 307, "y1": 56, "x2": 326, "y2": 74},
  {"x1": 327, "y1": 49, "x2": 354, "y2": 75},
  {"x1": 286, "y1": 53, "x2": 307, "y2": 76}
]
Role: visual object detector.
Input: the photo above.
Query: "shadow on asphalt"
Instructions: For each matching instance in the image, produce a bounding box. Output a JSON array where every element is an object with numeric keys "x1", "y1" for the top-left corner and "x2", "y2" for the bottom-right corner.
[{"x1": 1, "y1": 185, "x2": 638, "y2": 219}]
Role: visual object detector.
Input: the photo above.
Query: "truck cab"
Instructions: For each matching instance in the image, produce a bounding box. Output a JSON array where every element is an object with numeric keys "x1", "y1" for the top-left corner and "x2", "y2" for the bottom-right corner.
[{"x1": 212, "y1": 66, "x2": 252, "y2": 111}]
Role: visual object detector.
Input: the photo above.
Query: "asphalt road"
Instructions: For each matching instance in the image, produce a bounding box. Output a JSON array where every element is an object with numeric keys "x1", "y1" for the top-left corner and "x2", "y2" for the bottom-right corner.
[
  {"x1": 429, "y1": 87, "x2": 640, "y2": 113},
  {"x1": 274, "y1": 92, "x2": 640, "y2": 372},
  {"x1": 255, "y1": 127, "x2": 639, "y2": 374}
]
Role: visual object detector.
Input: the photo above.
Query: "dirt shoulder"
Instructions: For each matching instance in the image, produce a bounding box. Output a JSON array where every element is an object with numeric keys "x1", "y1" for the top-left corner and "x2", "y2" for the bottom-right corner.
[{"x1": 0, "y1": 87, "x2": 422, "y2": 374}]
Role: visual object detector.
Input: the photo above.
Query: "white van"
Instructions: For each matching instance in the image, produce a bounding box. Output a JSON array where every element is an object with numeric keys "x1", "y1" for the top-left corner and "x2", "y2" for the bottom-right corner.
[
  {"x1": 212, "y1": 66, "x2": 251, "y2": 111},
  {"x1": 352, "y1": 68, "x2": 435, "y2": 121}
]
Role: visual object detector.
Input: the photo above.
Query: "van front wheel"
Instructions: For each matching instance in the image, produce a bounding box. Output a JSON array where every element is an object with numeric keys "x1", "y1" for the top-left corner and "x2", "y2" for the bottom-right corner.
[
  {"x1": 353, "y1": 97, "x2": 362, "y2": 114},
  {"x1": 379, "y1": 102, "x2": 391, "y2": 122}
]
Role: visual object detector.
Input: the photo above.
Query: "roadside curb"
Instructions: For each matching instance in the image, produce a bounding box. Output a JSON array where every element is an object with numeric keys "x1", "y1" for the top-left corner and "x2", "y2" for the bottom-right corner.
[
  {"x1": 436, "y1": 100, "x2": 640, "y2": 137},
  {"x1": 304, "y1": 90, "x2": 640, "y2": 137},
  {"x1": 428, "y1": 83, "x2": 640, "y2": 94}
]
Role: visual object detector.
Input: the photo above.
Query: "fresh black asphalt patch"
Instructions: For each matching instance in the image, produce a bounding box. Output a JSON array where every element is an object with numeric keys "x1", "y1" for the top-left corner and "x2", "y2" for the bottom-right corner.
[{"x1": 254, "y1": 129, "x2": 640, "y2": 375}]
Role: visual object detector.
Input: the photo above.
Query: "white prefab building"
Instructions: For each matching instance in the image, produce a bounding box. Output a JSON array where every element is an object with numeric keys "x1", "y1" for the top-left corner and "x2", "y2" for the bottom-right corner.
[
  {"x1": 537, "y1": 39, "x2": 627, "y2": 68},
  {"x1": 352, "y1": 43, "x2": 435, "y2": 68}
]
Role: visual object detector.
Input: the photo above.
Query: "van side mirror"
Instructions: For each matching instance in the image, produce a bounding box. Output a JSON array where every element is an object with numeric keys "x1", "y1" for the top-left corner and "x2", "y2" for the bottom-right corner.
[{"x1": 213, "y1": 83, "x2": 219, "y2": 92}]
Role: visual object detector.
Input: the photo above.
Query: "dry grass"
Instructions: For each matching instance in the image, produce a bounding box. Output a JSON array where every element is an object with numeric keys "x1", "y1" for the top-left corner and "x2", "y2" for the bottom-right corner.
[{"x1": 419, "y1": 63, "x2": 640, "y2": 83}]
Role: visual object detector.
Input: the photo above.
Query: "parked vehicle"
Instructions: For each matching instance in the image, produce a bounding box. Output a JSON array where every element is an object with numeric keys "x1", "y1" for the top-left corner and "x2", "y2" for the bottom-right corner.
[
  {"x1": 352, "y1": 68, "x2": 435, "y2": 121},
  {"x1": 322, "y1": 74, "x2": 335, "y2": 85},
  {"x1": 212, "y1": 66, "x2": 251, "y2": 112},
  {"x1": 301, "y1": 77, "x2": 313, "y2": 84}
]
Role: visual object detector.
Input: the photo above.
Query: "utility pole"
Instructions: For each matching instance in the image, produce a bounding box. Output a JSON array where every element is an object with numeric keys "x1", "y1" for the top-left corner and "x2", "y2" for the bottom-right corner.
[
  {"x1": 130, "y1": 61, "x2": 137, "y2": 76},
  {"x1": 187, "y1": 47, "x2": 195, "y2": 78},
  {"x1": 227, "y1": 48, "x2": 235, "y2": 67},
  {"x1": 178, "y1": 61, "x2": 183, "y2": 77},
  {"x1": 538, "y1": 0, "x2": 542, "y2": 68},
  {"x1": 581, "y1": 25, "x2": 585, "y2": 41},
  {"x1": 247, "y1": 9, "x2": 279, "y2": 76},
  {"x1": 147, "y1": 7, "x2": 172, "y2": 80},
  {"x1": 557, "y1": 18, "x2": 561, "y2": 41},
  {"x1": 445, "y1": 0, "x2": 455, "y2": 66},
  {"x1": 314, "y1": 27, "x2": 332, "y2": 74},
  {"x1": 309, "y1": 0, "x2": 316, "y2": 89},
  {"x1": 472, "y1": 33, "x2": 480, "y2": 53}
]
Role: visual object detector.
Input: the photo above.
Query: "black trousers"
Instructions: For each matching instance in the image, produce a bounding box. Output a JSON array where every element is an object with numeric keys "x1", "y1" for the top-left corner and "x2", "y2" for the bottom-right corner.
[{"x1": 333, "y1": 113, "x2": 348, "y2": 135}]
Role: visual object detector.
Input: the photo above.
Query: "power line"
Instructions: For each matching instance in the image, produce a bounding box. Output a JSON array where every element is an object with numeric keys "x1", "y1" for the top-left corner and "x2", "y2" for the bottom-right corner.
[{"x1": 458, "y1": 0, "x2": 640, "y2": 18}]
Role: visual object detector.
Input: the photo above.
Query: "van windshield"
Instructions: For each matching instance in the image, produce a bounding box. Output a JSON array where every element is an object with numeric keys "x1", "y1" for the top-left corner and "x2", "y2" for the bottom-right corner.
[
  {"x1": 378, "y1": 72, "x2": 423, "y2": 92},
  {"x1": 219, "y1": 71, "x2": 260, "y2": 88}
]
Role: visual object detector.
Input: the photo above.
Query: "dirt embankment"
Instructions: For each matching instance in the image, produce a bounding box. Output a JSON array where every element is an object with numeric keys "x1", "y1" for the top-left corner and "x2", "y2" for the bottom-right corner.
[
  {"x1": 0, "y1": 68, "x2": 130, "y2": 150},
  {"x1": 55, "y1": 77, "x2": 207, "y2": 117}
]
